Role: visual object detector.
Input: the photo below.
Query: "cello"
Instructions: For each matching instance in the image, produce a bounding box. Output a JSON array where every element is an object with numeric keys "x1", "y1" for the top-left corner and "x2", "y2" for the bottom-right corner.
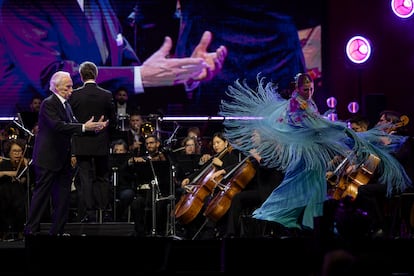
[
  {"x1": 328, "y1": 153, "x2": 381, "y2": 201},
  {"x1": 204, "y1": 155, "x2": 256, "y2": 222},
  {"x1": 174, "y1": 147, "x2": 230, "y2": 224}
]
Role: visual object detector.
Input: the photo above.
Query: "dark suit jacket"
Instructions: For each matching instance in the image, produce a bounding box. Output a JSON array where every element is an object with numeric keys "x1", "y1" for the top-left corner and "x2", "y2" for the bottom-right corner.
[
  {"x1": 33, "y1": 94, "x2": 83, "y2": 172},
  {"x1": 69, "y1": 82, "x2": 117, "y2": 156},
  {"x1": 0, "y1": 0, "x2": 140, "y2": 116}
]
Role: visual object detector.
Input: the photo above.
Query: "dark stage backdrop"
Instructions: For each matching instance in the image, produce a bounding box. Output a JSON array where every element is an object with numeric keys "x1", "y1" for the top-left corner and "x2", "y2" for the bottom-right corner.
[{"x1": 324, "y1": 0, "x2": 414, "y2": 135}]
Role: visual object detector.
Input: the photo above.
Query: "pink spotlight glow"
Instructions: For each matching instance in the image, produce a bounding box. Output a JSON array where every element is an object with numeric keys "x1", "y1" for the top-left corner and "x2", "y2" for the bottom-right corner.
[
  {"x1": 346, "y1": 36, "x2": 372, "y2": 64},
  {"x1": 391, "y1": 0, "x2": 414, "y2": 18}
]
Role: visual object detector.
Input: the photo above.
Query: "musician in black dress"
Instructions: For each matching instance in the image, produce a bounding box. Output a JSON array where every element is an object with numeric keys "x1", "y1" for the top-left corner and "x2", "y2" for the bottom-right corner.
[
  {"x1": 173, "y1": 136, "x2": 202, "y2": 201},
  {"x1": 175, "y1": 131, "x2": 240, "y2": 239}
]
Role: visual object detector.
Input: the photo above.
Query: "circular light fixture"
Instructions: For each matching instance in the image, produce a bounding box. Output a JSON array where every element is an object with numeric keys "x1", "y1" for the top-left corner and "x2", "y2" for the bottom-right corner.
[
  {"x1": 347, "y1": 102, "x2": 360, "y2": 113},
  {"x1": 327, "y1": 113, "x2": 338, "y2": 122},
  {"x1": 346, "y1": 36, "x2": 372, "y2": 64},
  {"x1": 326, "y1": 97, "x2": 337, "y2": 109},
  {"x1": 391, "y1": 0, "x2": 414, "y2": 18}
]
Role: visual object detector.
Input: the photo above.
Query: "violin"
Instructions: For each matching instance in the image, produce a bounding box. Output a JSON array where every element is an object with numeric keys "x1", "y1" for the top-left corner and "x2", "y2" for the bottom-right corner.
[
  {"x1": 174, "y1": 146, "x2": 231, "y2": 224},
  {"x1": 203, "y1": 155, "x2": 256, "y2": 222}
]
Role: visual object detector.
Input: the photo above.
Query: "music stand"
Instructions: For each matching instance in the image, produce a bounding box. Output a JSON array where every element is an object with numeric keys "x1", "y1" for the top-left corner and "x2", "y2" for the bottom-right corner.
[
  {"x1": 12, "y1": 119, "x2": 34, "y2": 220},
  {"x1": 131, "y1": 160, "x2": 172, "y2": 236},
  {"x1": 109, "y1": 153, "x2": 132, "y2": 222}
]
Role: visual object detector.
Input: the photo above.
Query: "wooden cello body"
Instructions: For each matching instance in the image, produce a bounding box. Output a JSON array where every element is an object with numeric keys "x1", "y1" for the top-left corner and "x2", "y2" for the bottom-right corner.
[
  {"x1": 174, "y1": 148, "x2": 229, "y2": 224},
  {"x1": 328, "y1": 153, "x2": 381, "y2": 201},
  {"x1": 204, "y1": 156, "x2": 256, "y2": 222}
]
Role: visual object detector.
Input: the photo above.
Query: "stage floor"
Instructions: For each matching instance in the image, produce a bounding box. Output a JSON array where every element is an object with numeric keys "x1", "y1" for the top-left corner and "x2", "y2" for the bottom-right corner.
[{"x1": 1, "y1": 222, "x2": 414, "y2": 275}]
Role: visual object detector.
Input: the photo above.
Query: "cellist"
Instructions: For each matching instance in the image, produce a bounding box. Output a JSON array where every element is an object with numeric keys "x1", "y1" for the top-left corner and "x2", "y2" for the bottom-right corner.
[
  {"x1": 326, "y1": 110, "x2": 413, "y2": 240},
  {"x1": 219, "y1": 148, "x2": 284, "y2": 239},
  {"x1": 351, "y1": 110, "x2": 413, "y2": 239},
  {"x1": 176, "y1": 131, "x2": 240, "y2": 239}
]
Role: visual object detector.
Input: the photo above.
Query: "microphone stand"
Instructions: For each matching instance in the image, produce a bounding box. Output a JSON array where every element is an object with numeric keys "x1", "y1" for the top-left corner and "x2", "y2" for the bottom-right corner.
[
  {"x1": 161, "y1": 162, "x2": 181, "y2": 240},
  {"x1": 13, "y1": 120, "x2": 34, "y2": 137},
  {"x1": 164, "y1": 123, "x2": 180, "y2": 148},
  {"x1": 13, "y1": 119, "x2": 34, "y2": 219},
  {"x1": 148, "y1": 156, "x2": 162, "y2": 237}
]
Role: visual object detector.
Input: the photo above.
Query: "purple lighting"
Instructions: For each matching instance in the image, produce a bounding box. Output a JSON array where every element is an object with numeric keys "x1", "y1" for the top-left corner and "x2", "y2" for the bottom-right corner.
[
  {"x1": 391, "y1": 0, "x2": 414, "y2": 18},
  {"x1": 346, "y1": 36, "x2": 372, "y2": 64}
]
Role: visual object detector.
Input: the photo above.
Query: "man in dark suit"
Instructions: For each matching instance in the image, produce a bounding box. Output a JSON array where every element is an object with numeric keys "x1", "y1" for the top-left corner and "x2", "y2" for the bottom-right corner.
[
  {"x1": 24, "y1": 71, "x2": 108, "y2": 236},
  {"x1": 69, "y1": 61, "x2": 117, "y2": 222},
  {"x1": 0, "y1": 0, "x2": 227, "y2": 117}
]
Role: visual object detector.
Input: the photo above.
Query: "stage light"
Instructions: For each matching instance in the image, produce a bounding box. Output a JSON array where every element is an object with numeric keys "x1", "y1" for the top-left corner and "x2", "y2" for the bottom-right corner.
[
  {"x1": 345, "y1": 36, "x2": 372, "y2": 64},
  {"x1": 347, "y1": 102, "x2": 360, "y2": 113},
  {"x1": 391, "y1": 0, "x2": 414, "y2": 18},
  {"x1": 324, "y1": 97, "x2": 338, "y2": 121},
  {"x1": 326, "y1": 97, "x2": 337, "y2": 109},
  {"x1": 327, "y1": 113, "x2": 338, "y2": 122}
]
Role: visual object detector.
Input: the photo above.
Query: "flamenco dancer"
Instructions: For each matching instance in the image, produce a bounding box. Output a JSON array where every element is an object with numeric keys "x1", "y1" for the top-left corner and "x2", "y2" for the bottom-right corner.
[{"x1": 219, "y1": 73, "x2": 411, "y2": 237}]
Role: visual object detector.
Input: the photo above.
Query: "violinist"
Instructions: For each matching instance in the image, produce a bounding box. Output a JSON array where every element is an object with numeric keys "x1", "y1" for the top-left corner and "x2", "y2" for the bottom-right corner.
[
  {"x1": 129, "y1": 134, "x2": 167, "y2": 236},
  {"x1": 177, "y1": 131, "x2": 240, "y2": 239},
  {"x1": 0, "y1": 139, "x2": 29, "y2": 240},
  {"x1": 173, "y1": 136, "x2": 203, "y2": 200}
]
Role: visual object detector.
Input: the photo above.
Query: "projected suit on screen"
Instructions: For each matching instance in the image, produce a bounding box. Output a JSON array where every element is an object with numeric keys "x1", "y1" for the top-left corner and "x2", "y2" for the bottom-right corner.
[
  {"x1": 0, "y1": 0, "x2": 227, "y2": 117},
  {"x1": 174, "y1": 0, "x2": 317, "y2": 115}
]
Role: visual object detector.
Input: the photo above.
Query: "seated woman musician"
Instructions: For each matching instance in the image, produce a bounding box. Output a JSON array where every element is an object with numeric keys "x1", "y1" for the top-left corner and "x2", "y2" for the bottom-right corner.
[
  {"x1": 173, "y1": 136, "x2": 202, "y2": 200},
  {"x1": 175, "y1": 131, "x2": 241, "y2": 239},
  {"x1": 0, "y1": 139, "x2": 30, "y2": 240}
]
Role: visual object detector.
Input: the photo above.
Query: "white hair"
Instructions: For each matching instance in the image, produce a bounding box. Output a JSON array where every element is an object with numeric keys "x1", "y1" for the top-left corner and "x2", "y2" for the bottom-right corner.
[{"x1": 49, "y1": 71, "x2": 71, "y2": 93}]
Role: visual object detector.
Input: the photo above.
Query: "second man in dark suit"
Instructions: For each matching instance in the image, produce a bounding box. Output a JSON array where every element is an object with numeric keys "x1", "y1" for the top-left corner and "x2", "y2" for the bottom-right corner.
[{"x1": 69, "y1": 61, "x2": 117, "y2": 222}]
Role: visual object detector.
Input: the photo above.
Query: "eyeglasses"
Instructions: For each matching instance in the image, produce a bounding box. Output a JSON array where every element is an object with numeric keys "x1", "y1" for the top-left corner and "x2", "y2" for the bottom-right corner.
[{"x1": 11, "y1": 149, "x2": 23, "y2": 153}]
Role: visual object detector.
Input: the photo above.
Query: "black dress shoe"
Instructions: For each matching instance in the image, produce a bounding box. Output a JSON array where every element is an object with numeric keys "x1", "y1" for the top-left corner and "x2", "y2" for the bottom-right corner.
[
  {"x1": 56, "y1": 233, "x2": 71, "y2": 237},
  {"x1": 371, "y1": 228, "x2": 385, "y2": 239}
]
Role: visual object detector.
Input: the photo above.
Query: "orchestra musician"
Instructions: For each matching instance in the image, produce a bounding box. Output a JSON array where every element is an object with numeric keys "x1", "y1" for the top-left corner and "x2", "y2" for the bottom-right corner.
[
  {"x1": 326, "y1": 110, "x2": 413, "y2": 240},
  {"x1": 129, "y1": 134, "x2": 167, "y2": 236},
  {"x1": 353, "y1": 111, "x2": 413, "y2": 239},
  {"x1": 124, "y1": 111, "x2": 146, "y2": 157},
  {"x1": 0, "y1": 139, "x2": 30, "y2": 240},
  {"x1": 175, "y1": 131, "x2": 240, "y2": 239},
  {"x1": 172, "y1": 136, "x2": 202, "y2": 201},
  {"x1": 220, "y1": 149, "x2": 284, "y2": 238}
]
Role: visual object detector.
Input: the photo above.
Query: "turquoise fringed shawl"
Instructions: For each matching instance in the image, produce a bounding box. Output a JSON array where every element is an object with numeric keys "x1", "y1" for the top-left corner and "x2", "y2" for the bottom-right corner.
[{"x1": 219, "y1": 76, "x2": 412, "y2": 229}]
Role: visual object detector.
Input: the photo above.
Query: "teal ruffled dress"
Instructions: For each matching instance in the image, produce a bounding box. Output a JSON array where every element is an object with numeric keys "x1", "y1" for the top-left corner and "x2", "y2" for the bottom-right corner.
[{"x1": 219, "y1": 76, "x2": 411, "y2": 230}]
